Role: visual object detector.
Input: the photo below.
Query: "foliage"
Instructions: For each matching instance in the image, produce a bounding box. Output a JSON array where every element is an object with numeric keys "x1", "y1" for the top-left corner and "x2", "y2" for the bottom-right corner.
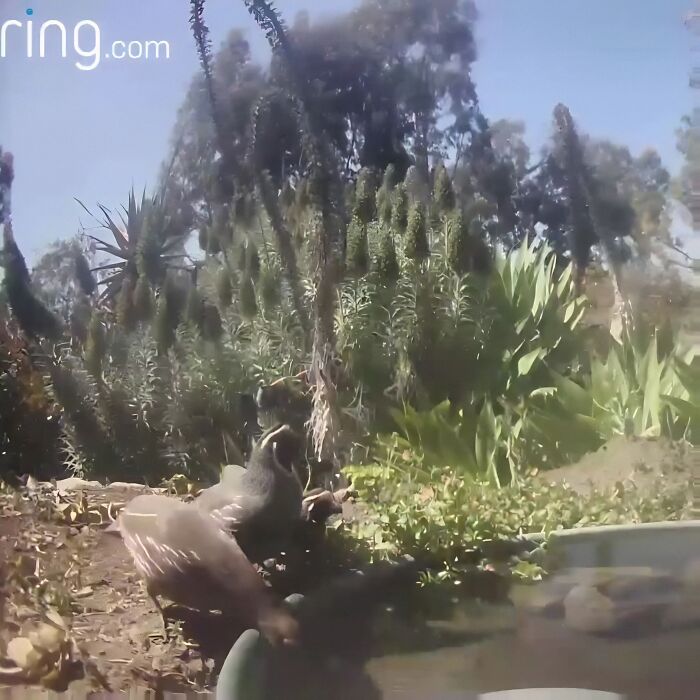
[
  {"x1": 346, "y1": 219, "x2": 369, "y2": 276},
  {"x1": 433, "y1": 163, "x2": 456, "y2": 213},
  {"x1": 343, "y1": 457, "x2": 691, "y2": 584},
  {"x1": 2, "y1": 231, "x2": 63, "y2": 341},
  {"x1": 404, "y1": 203, "x2": 429, "y2": 261},
  {"x1": 522, "y1": 319, "x2": 698, "y2": 468},
  {"x1": 385, "y1": 400, "x2": 516, "y2": 486},
  {"x1": 391, "y1": 184, "x2": 409, "y2": 234},
  {"x1": 0, "y1": 319, "x2": 62, "y2": 480},
  {"x1": 371, "y1": 310, "x2": 699, "y2": 486},
  {"x1": 337, "y1": 232, "x2": 585, "y2": 428},
  {"x1": 446, "y1": 210, "x2": 472, "y2": 274},
  {"x1": 77, "y1": 188, "x2": 191, "y2": 302},
  {"x1": 30, "y1": 236, "x2": 98, "y2": 322},
  {"x1": 674, "y1": 109, "x2": 700, "y2": 225}
]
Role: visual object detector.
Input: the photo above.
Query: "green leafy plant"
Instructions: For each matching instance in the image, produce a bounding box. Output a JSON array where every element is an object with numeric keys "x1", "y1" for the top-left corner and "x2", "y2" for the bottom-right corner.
[
  {"x1": 521, "y1": 320, "x2": 697, "y2": 467},
  {"x1": 343, "y1": 454, "x2": 691, "y2": 585},
  {"x1": 385, "y1": 400, "x2": 515, "y2": 486}
]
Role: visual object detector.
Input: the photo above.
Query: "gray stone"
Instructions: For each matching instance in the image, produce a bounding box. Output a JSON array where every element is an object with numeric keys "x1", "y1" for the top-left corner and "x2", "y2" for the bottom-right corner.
[{"x1": 564, "y1": 584, "x2": 617, "y2": 633}]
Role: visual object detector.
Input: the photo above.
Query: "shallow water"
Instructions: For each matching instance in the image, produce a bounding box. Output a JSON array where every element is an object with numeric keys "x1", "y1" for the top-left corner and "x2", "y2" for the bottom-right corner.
[
  {"x1": 345, "y1": 523, "x2": 700, "y2": 700},
  {"x1": 365, "y1": 542, "x2": 700, "y2": 700},
  {"x1": 368, "y1": 605, "x2": 700, "y2": 699},
  {"x1": 257, "y1": 559, "x2": 700, "y2": 700}
]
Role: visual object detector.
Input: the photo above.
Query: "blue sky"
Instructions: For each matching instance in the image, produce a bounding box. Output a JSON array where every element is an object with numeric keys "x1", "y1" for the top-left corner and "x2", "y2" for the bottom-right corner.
[{"x1": 0, "y1": 0, "x2": 696, "y2": 261}]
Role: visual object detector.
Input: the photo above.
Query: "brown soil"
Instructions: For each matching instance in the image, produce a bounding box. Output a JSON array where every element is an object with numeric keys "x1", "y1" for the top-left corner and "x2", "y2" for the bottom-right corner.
[
  {"x1": 537, "y1": 437, "x2": 692, "y2": 496},
  {"x1": 0, "y1": 484, "x2": 228, "y2": 695}
]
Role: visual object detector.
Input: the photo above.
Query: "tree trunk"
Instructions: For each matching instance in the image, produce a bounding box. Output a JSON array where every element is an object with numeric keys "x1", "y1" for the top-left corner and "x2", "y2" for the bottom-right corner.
[
  {"x1": 308, "y1": 174, "x2": 344, "y2": 469},
  {"x1": 601, "y1": 249, "x2": 630, "y2": 342}
]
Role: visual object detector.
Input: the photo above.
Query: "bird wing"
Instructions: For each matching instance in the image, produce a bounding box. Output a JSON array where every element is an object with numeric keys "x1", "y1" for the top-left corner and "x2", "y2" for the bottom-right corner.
[
  {"x1": 117, "y1": 498, "x2": 203, "y2": 583},
  {"x1": 206, "y1": 491, "x2": 265, "y2": 533},
  {"x1": 159, "y1": 507, "x2": 271, "y2": 613}
]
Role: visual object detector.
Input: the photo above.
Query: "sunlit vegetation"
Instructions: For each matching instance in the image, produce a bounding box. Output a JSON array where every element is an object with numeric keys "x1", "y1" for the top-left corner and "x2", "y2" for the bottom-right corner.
[{"x1": 1, "y1": 1, "x2": 697, "y2": 588}]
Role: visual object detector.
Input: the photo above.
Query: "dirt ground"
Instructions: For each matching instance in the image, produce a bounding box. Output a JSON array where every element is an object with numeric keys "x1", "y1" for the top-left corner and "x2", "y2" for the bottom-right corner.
[
  {"x1": 0, "y1": 483, "x2": 229, "y2": 695},
  {"x1": 0, "y1": 437, "x2": 694, "y2": 695},
  {"x1": 538, "y1": 436, "x2": 693, "y2": 496}
]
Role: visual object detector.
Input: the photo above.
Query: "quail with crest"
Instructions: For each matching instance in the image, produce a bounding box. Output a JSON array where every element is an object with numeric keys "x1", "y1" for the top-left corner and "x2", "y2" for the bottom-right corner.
[
  {"x1": 110, "y1": 494, "x2": 299, "y2": 645},
  {"x1": 195, "y1": 424, "x2": 304, "y2": 556}
]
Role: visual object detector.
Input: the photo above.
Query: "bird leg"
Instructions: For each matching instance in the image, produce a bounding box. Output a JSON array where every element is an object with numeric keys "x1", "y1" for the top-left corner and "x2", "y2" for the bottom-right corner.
[{"x1": 147, "y1": 587, "x2": 169, "y2": 641}]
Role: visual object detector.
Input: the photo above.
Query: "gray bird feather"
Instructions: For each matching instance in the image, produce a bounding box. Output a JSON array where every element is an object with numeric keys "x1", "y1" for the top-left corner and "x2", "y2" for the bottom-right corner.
[
  {"x1": 113, "y1": 494, "x2": 298, "y2": 643},
  {"x1": 196, "y1": 425, "x2": 304, "y2": 542}
]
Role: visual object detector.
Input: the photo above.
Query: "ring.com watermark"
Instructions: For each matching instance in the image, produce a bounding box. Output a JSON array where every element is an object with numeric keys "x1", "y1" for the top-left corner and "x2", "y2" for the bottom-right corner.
[{"x1": 0, "y1": 9, "x2": 171, "y2": 71}]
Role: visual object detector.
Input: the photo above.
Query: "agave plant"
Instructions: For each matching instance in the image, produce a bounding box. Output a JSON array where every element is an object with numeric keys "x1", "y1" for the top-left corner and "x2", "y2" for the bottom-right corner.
[
  {"x1": 384, "y1": 399, "x2": 516, "y2": 487},
  {"x1": 521, "y1": 319, "x2": 698, "y2": 468},
  {"x1": 77, "y1": 188, "x2": 191, "y2": 302},
  {"x1": 478, "y1": 236, "x2": 588, "y2": 400}
]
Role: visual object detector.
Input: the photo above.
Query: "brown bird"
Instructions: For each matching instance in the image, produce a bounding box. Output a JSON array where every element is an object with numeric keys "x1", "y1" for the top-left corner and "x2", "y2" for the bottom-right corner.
[
  {"x1": 110, "y1": 494, "x2": 298, "y2": 645},
  {"x1": 196, "y1": 424, "x2": 304, "y2": 557}
]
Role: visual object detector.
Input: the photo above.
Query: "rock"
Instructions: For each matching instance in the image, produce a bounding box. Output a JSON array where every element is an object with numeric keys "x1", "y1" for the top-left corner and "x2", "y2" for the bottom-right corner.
[
  {"x1": 564, "y1": 584, "x2": 616, "y2": 633},
  {"x1": 28, "y1": 622, "x2": 65, "y2": 653},
  {"x1": 510, "y1": 583, "x2": 566, "y2": 617},
  {"x1": 661, "y1": 558, "x2": 700, "y2": 629},
  {"x1": 6, "y1": 636, "x2": 43, "y2": 670},
  {"x1": 106, "y1": 482, "x2": 163, "y2": 493},
  {"x1": 682, "y1": 558, "x2": 700, "y2": 591},
  {"x1": 55, "y1": 478, "x2": 102, "y2": 493}
]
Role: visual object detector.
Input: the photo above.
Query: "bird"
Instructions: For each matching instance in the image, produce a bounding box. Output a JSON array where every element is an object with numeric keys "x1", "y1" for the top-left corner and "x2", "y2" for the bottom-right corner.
[
  {"x1": 195, "y1": 424, "x2": 304, "y2": 556},
  {"x1": 109, "y1": 494, "x2": 299, "y2": 646}
]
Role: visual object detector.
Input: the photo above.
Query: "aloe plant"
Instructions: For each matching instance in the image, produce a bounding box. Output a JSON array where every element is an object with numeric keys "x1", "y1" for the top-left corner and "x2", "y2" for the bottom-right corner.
[{"x1": 77, "y1": 188, "x2": 190, "y2": 302}]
